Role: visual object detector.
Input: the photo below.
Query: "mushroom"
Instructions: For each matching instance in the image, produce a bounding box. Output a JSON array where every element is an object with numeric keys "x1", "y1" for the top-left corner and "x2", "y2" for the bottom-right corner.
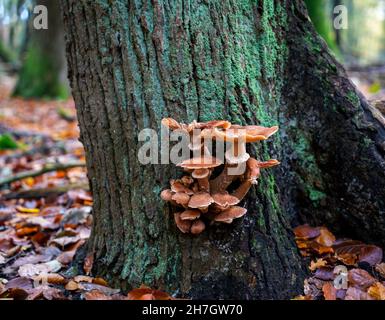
[
  {"x1": 191, "y1": 168, "x2": 211, "y2": 192},
  {"x1": 170, "y1": 179, "x2": 194, "y2": 195},
  {"x1": 212, "y1": 192, "x2": 240, "y2": 211},
  {"x1": 205, "y1": 125, "x2": 278, "y2": 193},
  {"x1": 191, "y1": 219, "x2": 206, "y2": 235},
  {"x1": 209, "y1": 125, "x2": 279, "y2": 164},
  {"x1": 160, "y1": 189, "x2": 173, "y2": 202},
  {"x1": 171, "y1": 192, "x2": 190, "y2": 208},
  {"x1": 161, "y1": 118, "x2": 182, "y2": 130},
  {"x1": 214, "y1": 206, "x2": 247, "y2": 224},
  {"x1": 174, "y1": 212, "x2": 192, "y2": 233},
  {"x1": 180, "y1": 209, "x2": 201, "y2": 220},
  {"x1": 188, "y1": 192, "x2": 214, "y2": 212},
  {"x1": 162, "y1": 118, "x2": 232, "y2": 157},
  {"x1": 177, "y1": 156, "x2": 222, "y2": 192},
  {"x1": 160, "y1": 189, "x2": 178, "y2": 206}
]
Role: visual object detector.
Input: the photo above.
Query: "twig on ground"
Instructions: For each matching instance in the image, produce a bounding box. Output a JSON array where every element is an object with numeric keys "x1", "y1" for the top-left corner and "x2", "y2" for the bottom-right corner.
[
  {"x1": 0, "y1": 161, "x2": 86, "y2": 187},
  {"x1": 2, "y1": 182, "x2": 90, "y2": 200}
]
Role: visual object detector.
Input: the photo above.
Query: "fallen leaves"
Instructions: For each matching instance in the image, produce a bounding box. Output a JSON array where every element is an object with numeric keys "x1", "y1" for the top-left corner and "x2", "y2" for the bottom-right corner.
[
  {"x1": 127, "y1": 285, "x2": 174, "y2": 300},
  {"x1": 294, "y1": 224, "x2": 385, "y2": 300}
]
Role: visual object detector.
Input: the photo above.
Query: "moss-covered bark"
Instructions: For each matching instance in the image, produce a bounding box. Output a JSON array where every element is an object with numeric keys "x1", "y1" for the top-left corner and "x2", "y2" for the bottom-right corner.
[
  {"x1": 61, "y1": 0, "x2": 385, "y2": 299},
  {"x1": 13, "y1": 0, "x2": 68, "y2": 99}
]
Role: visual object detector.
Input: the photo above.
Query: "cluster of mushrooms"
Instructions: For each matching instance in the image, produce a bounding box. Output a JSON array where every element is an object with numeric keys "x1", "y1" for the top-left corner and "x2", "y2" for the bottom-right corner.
[{"x1": 160, "y1": 118, "x2": 280, "y2": 235}]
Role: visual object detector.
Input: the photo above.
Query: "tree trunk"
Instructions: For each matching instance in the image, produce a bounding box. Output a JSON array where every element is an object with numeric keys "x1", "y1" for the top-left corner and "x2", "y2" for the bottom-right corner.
[
  {"x1": 61, "y1": 0, "x2": 385, "y2": 299},
  {"x1": 13, "y1": 0, "x2": 69, "y2": 99},
  {"x1": 304, "y1": 0, "x2": 338, "y2": 54}
]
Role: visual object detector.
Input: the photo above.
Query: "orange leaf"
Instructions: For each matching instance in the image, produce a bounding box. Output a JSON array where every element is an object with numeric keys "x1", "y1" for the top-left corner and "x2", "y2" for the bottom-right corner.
[
  {"x1": 322, "y1": 282, "x2": 337, "y2": 300},
  {"x1": 315, "y1": 227, "x2": 336, "y2": 247},
  {"x1": 310, "y1": 258, "x2": 328, "y2": 272},
  {"x1": 294, "y1": 224, "x2": 321, "y2": 239},
  {"x1": 368, "y1": 282, "x2": 385, "y2": 300}
]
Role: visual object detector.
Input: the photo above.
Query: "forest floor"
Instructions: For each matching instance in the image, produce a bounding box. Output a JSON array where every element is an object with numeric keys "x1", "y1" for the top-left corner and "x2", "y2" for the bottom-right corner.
[{"x1": 0, "y1": 66, "x2": 385, "y2": 300}]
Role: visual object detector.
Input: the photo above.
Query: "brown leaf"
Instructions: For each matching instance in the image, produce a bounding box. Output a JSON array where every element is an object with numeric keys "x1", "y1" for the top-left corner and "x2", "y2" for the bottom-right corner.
[
  {"x1": 16, "y1": 226, "x2": 39, "y2": 237},
  {"x1": 322, "y1": 282, "x2": 337, "y2": 300},
  {"x1": 5, "y1": 277, "x2": 33, "y2": 291},
  {"x1": 315, "y1": 227, "x2": 336, "y2": 247},
  {"x1": 33, "y1": 273, "x2": 67, "y2": 285},
  {"x1": 345, "y1": 287, "x2": 375, "y2": 300},
  {"x1": 348, "y1": 269, "x2": 376, "y2": 290},
  {"x1": 84, "y1": 290, "x2": 112, "y2": 300},
  {"x1": 93, "y1": 278, "x2": 108, "y2": 286},
  {"x1": 314, "y1": 267, "x2": 335, "y2": 281},
  {"x1": 56, "y1": 240, "x2": 85, "y2": 265},
  {"x1": 65, "y1": 280, "x2": 79, "y2": 291},
  {"x1": 334, "y1": 241, "x2": 383, "y2": 266},
  {"x1": 127, "y1": 285, "x2": 173, "y2": 300},
  {"x1": 78, "y1": 282, "x2": 120, "y2": 295},
  {"x1": 367, "y1": 282, "x2": 385, "y2": 300},
  {"x1": 294, "y1": 224, "x2": 321, "y2": 239}
]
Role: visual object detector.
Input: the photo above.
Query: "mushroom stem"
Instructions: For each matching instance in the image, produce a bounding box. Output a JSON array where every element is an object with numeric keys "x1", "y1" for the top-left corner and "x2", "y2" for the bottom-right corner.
[
  {"x1": 210, "y1": 163, "x2": 243, "y2": 194},
  {"x1": 197, "y1": 177, "x2": 210, "y2": 192},
  {"x1": 192, "y1": 168, "x2": 211, "y2": 192},
  {"x1": 225, "y1": 139, "x2": 250, "y2": 164},
  {"x1": 231, "y1": 180, "x2": 253, "y2": 202},
  {"x1": 231, "y1": 158, "x2": 261, "y2": 201}
]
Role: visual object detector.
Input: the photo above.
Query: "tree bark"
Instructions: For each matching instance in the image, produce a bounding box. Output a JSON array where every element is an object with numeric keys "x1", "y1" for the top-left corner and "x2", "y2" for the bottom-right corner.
[
  {"x1": 13, "y1": 0, "x2": 69, "y2": 99},
  {"x1": 61, "y1": 0, "x2": 385, "y2": 299}
]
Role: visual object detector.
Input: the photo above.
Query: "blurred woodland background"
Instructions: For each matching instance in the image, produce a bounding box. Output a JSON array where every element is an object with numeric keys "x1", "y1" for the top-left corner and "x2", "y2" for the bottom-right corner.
[{"x1": 0, "y1": 0, "x2": 385, "y2": 100}]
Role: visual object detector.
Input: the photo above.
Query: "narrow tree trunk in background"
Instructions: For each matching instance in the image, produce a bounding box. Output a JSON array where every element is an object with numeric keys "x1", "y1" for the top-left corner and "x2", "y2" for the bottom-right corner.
[
  {"x1": 304, "y1": 0, "x2": 338, "y2": 54},
  {"x1": 61, "y1": 0, "x2": 385, "y2": 299},
  {"x1": 13, "y1": 0, "x2": 68, "y2": 99}
]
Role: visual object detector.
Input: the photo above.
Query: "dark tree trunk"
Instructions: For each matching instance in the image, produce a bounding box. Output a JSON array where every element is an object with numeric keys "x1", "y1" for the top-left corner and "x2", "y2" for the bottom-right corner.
[
  {"x1": 13, "y1": 0, "x2": 68, "y2": 99},
  {"x1": 61, "y1": 0, "x2": 385, "y2": 299}
]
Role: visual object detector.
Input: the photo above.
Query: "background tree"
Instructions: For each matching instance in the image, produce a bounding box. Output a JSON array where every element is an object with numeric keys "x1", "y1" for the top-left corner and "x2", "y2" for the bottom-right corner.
[
  {"x1": 304, "y1": 0, "x2": 339, "y2": 53},
  {"x1": 13, "y1": 0, "x2": 68, "y2": 99},
  {"x1": 61, "y1": 0, "x2": 385, "y2": 299}
]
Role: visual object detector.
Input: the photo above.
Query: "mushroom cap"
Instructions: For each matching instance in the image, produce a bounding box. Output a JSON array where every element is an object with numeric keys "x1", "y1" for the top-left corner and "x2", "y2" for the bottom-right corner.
[
  {"x1": 162, "y1": 118, "x2": 181, "y2": 130},
  {"x1": 208, "y1": 126, "x2": 279, "y2": 142},
  {"x1": 188, "y1": 192, "x2": 214, "y2": 209},
  {"x1": 174, "y1": 213, "x2": 192, "y2": 233},
  {"x1": 212, "y1": 192, "x2": 240, "y2": 207},
  {"x1": 180, "y1": 209, "x2": 201, "y2": 220},
  {"x1": 191, "y1": 220, "x2": 206, "y2": 235},
  {"x1": 177, "y1": 156, "x2": 222, "y2": 170},
  {"x1": 170, "y1": 180, "x2": 194, "y2": 195},
  {"x1": 171, "y1": 192, "x2": 190, "y2": 207},
  {"x1": 195, "y1": 120, "x2": 232, "y2": 130},
  {"x1": 230, "y1": 125, "x2": 279, "y2": 141},
  {"x1": 160, "y1": 189, "x2": 173, "y2": 202},
  {"x1": 214, "y1": 206, "x2": 247, "y2": 223},
  {"x1": 192, "y1": 168, "x2": 210, "y2": 179},
  {"x1": 256, "y1": 159, "x2": 280, "y2": 168}
]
